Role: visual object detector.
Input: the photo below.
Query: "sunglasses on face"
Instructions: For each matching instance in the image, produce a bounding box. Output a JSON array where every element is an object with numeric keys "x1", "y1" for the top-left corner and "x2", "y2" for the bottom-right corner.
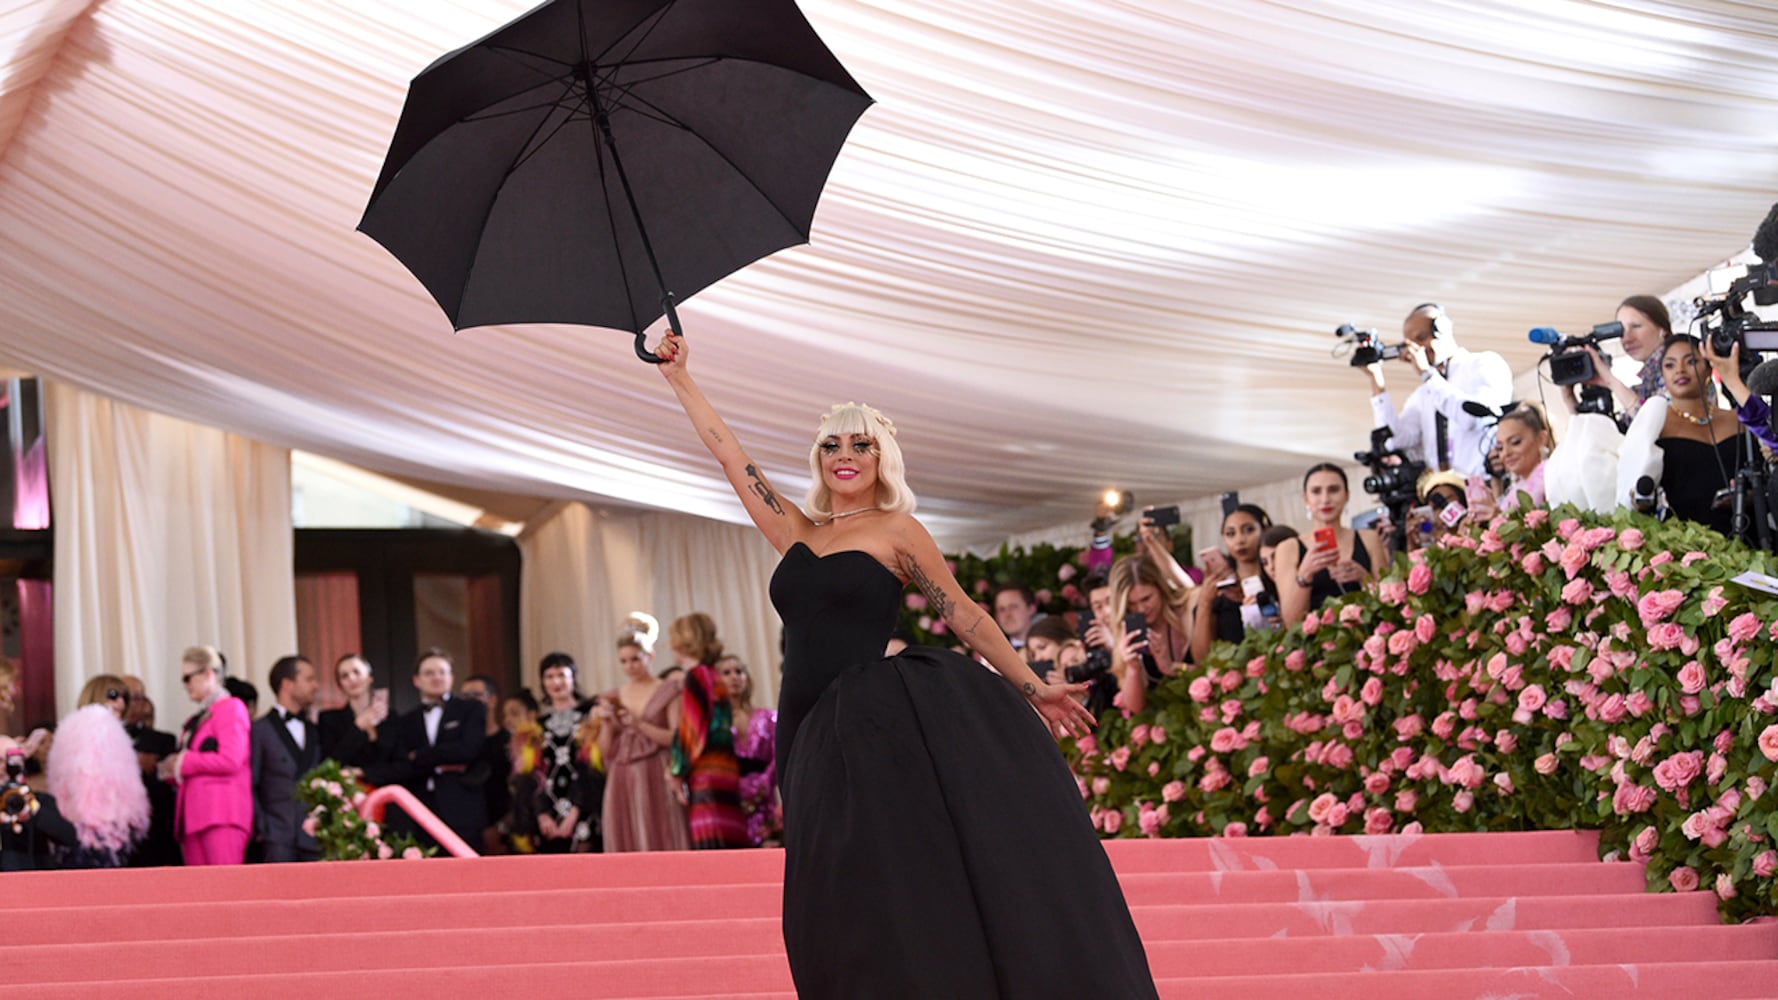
[
  {"x1": 104, "y1": 688, "x2": 132, "y2": 705},
  {"x1": 181, "y1": 670, "x2": 208, "y2": 684}
]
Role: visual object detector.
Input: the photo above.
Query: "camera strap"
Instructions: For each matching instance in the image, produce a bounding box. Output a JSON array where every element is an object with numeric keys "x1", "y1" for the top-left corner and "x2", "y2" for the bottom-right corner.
[{"x1": 1434, "y1": 411, "x2": 1452, "y2": 470}]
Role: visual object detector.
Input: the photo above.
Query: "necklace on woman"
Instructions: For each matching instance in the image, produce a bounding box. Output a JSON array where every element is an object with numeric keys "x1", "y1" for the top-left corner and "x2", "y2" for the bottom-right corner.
[
  {"x1": 819, "y1": 506, "x2": 880, "y2": 525},
  {"x1": 1672, "y1": 401, "x2": 1713, "y2": 426}
]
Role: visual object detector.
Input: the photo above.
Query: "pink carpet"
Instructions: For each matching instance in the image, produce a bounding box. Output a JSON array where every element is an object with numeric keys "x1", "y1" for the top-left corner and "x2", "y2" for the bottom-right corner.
[{"x1": 11, "y1": 830, "x2": 1777, "y2": 998}]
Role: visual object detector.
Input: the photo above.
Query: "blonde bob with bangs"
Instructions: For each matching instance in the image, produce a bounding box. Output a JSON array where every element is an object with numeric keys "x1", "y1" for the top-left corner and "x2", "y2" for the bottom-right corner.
[{"x1": 805, "y1": 402, "x2": 917, "y2": 520}]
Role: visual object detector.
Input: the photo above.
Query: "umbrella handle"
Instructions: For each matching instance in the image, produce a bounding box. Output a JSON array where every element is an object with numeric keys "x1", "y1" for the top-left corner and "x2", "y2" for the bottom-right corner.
[
  {"x1": 634, "y1": 332, "x2": 665, "y2": 364},
  {"x1": 633, "y1": 293, "x2": 685, "y2": 364}
]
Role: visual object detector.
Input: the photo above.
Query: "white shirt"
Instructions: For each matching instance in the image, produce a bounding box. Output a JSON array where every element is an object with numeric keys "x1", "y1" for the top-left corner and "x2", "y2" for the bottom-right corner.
[
  {"x1": 281, "y1": 710, "x2": 306, "y2": 750},
  {"x1": 1371, "y1": 347, "x2": 1515, "y2": 478},
  {"x1": 422, "y1": 699, "x2": 446, "y2": 746}
]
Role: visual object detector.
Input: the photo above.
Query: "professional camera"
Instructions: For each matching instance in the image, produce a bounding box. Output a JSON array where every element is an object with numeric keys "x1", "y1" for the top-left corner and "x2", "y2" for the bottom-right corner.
[
  {"x1": 1528, "y1": 321, "x2": 1624, "y2": 387},
  {"x1": 1, "y1": 748, "x2": 38, "y2": 833},
  {"x1": 1697, "y1": 262, "x2": 1778, "y2": 360},
  {"x1": 1354, "y1": 426, "x2": 1425, "y2": 510},
  {"x1": 1334, "y1": 323, "x2": 1403, "y2": 368}
]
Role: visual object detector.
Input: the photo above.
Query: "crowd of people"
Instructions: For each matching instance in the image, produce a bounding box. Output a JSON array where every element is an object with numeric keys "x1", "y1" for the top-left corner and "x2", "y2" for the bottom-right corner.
[
  {"x1": 0, "y1": 612, "x2": 780, "y2": 869},
  {"x1": 995, "y1": 297, "x2": 1774, "y2": 717}
]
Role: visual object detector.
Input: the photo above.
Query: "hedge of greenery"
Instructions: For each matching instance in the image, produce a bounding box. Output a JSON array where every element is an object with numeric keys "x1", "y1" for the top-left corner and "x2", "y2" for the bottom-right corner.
[{"x1": 1065, "y1": 505, "x2": 1778, "y2": 920}]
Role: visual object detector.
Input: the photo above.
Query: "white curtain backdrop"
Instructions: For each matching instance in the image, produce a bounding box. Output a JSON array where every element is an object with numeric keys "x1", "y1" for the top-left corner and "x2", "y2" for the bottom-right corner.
[
  {"x1": 519, "y1": 503, "x2": 782, "y2": 705},
  {"x1": 45, "y1": 381, "x2": 297, "y2": 722}
]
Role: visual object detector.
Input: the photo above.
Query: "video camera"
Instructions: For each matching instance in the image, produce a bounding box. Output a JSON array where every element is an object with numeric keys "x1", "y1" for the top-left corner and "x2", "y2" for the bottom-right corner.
[
  {"x1": 1527, "y1": 322, "x2": 1623, "y2": 417},
  {"x1": 1697, "y1": 261, "x2": 1778, "y2": 360},
  {"x1": 1334, "y1": 323, "x2": 1402, "y2": 368},
  {"x1": 1354, "y1": 426, "x2": 1425, "y2": 511}
]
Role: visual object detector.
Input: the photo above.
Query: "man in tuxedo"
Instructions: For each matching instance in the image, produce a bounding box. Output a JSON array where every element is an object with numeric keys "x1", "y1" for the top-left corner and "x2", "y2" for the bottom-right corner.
[
  {"x1": 363, "y1": 649, "x2": 486, "y2": 849},
  {"x1": 251, "y1": 655, "x2": 321, "y2": 862}
]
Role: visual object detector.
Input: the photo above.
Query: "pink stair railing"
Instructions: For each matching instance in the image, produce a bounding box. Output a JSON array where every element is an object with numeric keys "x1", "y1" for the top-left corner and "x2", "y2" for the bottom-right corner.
[{"x1": 359, "y1": 784, "x2": 479, "y2": 858}]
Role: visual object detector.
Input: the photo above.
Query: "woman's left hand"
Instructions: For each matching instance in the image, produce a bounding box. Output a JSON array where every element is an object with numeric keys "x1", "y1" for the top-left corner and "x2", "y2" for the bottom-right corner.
[
  {"x1": 1328, "y1": 559, "x2": 1366, "y2": 585},
  {"x1": 1026, "y1": 680, "x2": 1096, "y2": 739}
]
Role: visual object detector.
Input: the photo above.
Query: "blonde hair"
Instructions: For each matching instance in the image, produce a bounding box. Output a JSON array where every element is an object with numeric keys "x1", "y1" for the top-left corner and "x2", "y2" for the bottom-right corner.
[
  {"x1": 77, "y1": 674, "x2": 129, "y2": 709},
  {"x1": 181, "y1": 645, "x2": 224, "y2": 677},
  {"x1": 805, "y1": 403, "x2": 917, "y2": 520},
  {"x1": 1499, "y1": 401, "x2": 1557, "y2": 451},
  {"x1": 715, "y1": 654, "x2": 754, "y2": 709},
  {"x1": 1108, "y1": 555, "x2": 1191, "y2": 663},
  {"x1": 668, "y1": 612, "x2": 725, "y2": 666}
]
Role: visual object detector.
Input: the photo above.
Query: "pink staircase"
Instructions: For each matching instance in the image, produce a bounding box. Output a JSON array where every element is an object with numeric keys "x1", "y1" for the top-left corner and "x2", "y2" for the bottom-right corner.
[{"x1": 9, "y1": 830, "x2": 1778, "y2": 998}]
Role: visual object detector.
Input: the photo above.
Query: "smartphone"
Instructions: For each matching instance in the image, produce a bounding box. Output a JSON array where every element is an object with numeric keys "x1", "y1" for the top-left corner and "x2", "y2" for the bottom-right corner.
[
  {"x1": 1144, "y1": 504, "x2": 1181, "y2": 528},
  {"x1": 1123, "y1": 611, "x2": 1147, "y2": 637},
  {"x1": 1219, "y1": 491, "x2": 1240, "y2": 517},
  {"x1": 1313, "y1": 526, "x2": 1337, "y2": 552},
  {"x1": 1240, "y1": 575, "x2": 1264, "y2": 598},
  {"x1": 1465, "y1": 475, "x2": 1492, "y2": 503},
  {"x1": 371, "y1": 687, "x2": 389, "y2": 714},
  {"x1": 1077, "y1": 606, "x2": 1096, "y2": 639}
]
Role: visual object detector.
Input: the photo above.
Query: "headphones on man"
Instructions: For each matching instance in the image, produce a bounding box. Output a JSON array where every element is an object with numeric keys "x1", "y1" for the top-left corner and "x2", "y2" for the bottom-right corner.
[{"x1": 1410, "y1": 302, "x2": 1452, "y2": 339}]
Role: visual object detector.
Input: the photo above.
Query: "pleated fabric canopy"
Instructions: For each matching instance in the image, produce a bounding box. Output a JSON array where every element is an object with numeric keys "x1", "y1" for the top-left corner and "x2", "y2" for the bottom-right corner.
[{"x1": 1, "y1": 0, "x2": 1775, "y2": 547}]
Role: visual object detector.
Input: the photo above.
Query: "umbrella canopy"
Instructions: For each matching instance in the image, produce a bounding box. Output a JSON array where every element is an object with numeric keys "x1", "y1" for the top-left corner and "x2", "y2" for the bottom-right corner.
[{"x1": 359, "y1": 0, "x2": 873, "y2": 341}]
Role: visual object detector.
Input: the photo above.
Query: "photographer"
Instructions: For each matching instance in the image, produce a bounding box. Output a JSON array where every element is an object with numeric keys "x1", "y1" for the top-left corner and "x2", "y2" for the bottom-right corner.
[
  {"x1": 1365, "y1": 303, "x2": 1514, "y2": 476},
  {"x1": 1703, "y1": 340, "x2": 1778, "y2": 450},
  {"x1": 1556, "y1": 295, "x2": 1671, "y2": 420},
  {"x1": 1189, "y1": 504, "x2": 1277, "y2": 667},
  {"x1": 1107, "y1": 554, "x2": 1193, "y2": 716}
]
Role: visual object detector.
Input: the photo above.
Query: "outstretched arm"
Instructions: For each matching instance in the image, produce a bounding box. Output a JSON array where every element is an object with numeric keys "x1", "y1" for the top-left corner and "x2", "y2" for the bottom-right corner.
[
  {"x1": 656, "y1": 333, "x2": 813, "y2": 552},
  {"x1": 890, "y1": 517, "x2": 1095, "y2": 739}
]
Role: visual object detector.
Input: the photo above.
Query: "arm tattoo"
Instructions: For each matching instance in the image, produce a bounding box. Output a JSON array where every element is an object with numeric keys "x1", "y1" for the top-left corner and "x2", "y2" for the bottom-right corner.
[
  {"x1": 706, "y1": 426, "x2": 725, "y2": 445},
  {"x1": 1023, "y1": 681, "x2": 1036, "y2": 696},
  {"x1": 743, "y1": 464, "x2": 785, "y2": 516},
  {"x1": 897, "y1": 554, "x2": 955, "y2": 621}
]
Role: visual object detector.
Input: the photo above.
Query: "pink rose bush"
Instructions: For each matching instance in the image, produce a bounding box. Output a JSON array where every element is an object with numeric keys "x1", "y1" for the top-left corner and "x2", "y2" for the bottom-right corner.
[
  {"x1": 1065, "y1": 504, "x2": 1778, "y2": 921},
  {"x1": 295, "y1": 759, "x2": 433, "y2": 861}
]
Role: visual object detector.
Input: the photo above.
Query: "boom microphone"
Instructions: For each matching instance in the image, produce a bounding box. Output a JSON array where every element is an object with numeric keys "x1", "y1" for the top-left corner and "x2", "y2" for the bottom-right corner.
[{"x1": 1746, "y1": 356, "x2": 1778, "y2": 397}]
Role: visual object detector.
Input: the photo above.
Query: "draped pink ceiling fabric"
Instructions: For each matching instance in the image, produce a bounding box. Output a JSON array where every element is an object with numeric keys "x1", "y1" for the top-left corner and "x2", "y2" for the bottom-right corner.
[{"x1": 1, "y1": 0, "x2": 1776, "y2": 549}]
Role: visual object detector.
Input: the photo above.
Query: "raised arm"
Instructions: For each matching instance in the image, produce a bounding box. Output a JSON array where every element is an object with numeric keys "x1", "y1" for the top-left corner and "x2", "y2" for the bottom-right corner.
[
  {"x1": 890, "y1": 517, "x2": 1095, "y2": 739},
  {"x1": 655, "y1": 333, "x2": 813, "y2": 552}
]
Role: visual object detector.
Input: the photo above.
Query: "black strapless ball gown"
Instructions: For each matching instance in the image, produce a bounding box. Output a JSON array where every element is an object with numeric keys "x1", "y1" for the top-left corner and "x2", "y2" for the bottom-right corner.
[{"x1": 771, "y1": 542, "x2": 1158, "y2": 999}]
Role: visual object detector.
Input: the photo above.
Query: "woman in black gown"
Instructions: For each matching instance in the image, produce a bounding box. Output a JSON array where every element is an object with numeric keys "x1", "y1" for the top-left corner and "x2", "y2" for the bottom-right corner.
[
  {"x1": 1620, "y1": 335, "x2": 1746, "y2": 535},
  {"x1": 655, "y1": 334, "x2": 1156, "y2": 999}
]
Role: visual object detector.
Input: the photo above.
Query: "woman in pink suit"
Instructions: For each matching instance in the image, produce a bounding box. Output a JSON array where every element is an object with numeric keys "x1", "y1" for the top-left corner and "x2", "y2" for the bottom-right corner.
[{"x1": 162, "y1": 646, "x2": 252, "y2": 865}]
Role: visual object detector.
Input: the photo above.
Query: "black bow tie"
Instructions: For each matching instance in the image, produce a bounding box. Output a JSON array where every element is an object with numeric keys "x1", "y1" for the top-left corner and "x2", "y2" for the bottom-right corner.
[
  {"x1": 277, "y1": 710, "x2": 305, "y2": 725},
  {"x1": 421, "y1": 701, "x2": 445, "y2": 711}
]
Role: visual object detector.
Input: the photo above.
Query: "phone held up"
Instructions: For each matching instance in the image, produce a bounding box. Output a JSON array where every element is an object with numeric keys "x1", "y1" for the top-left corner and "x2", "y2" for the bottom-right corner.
[
  {"x1": 1144, "y1": 505, "x2": 1181, "y2": 529},
  {"x1": 1313, "y1": 526, "x2": 1337, "y2": 552}
]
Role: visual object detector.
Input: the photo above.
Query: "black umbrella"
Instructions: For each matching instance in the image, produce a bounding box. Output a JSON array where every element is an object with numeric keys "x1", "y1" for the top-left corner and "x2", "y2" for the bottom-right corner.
[{"x1": 358, "y1": 0, "x2": 872, "y2": 361}]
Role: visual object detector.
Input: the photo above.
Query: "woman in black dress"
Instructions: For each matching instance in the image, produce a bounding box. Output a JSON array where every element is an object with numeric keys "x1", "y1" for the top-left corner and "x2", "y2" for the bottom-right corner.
[
  {"x1": 655, "y1": 333, "x2": 1156, "y2": 999},
  {"x1": 1620, "y1": 335, "x2": 1746, "y2": 534},
  {"x1": 1274, "y1": 464, "x2": 1385, "y2": 625}
]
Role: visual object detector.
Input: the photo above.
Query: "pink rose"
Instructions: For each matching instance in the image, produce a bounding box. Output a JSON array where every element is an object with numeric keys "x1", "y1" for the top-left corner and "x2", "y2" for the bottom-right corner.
[
  {"x1": 972, "y1": 579, "x2": 989, "y2": 595},
  {"x1": 1056, "y1": 563, "x2": 1077, "y2": 583},
  {"x1": 1324, "y1": 743, "x2": 1355, "y2": 770},
  {"x1": 1188, "y1": 677, "x2": 1214, "y2": 702},
  {"x1": 905, "y1": 592, "x2": 929, "y2": 611},
  {"x1": 377, "y1": 842, "x2": 394, "y2": 860},
  {"x1": 1109, "y1": 746, "x2": 1132, "y2": 772},
  {"x1": 1364, "y1": 771, "x2": 1391, "y2": 795},
  {"x1": 1363, "y1": 807, "x2": 1393, "y2": 835},
  {"x1": 1325, "y1": 803, "x2": 1350, "y2": 829},
  {"x1": 1758, "y1": 724, "x2": 1778, "y2": 762},
  {"x1": 1633, "y1": 825, "x2": 1658, "y2": 858},
  {"x1": 1718, "y1": 874, "x2": 1739, "y2": 900},
  {"x1": 1652, "y1": 751, "x2": 1704, "y2": 791},
  {"x1": 1146, "y1": 761, "x2": 1161, "y2": 777},
  {"x1": 1150, "y1": 726, "x2": 1167, "y2": 745},
  {"x1": 1617, "y1": 527, "x2": 1645, "y2": 550},
  {"x1": 1625, "y1": 691, "x2": 1653, "y2": 717},
  {"x1": 1558, "y1": 543, "x2": 1590, "y2": 578},
  {"x1": 1394, "y1": 789, "x2": 1419, "y2": 814},
  {"x1": 1638, "y1": 589, "x2": 1685, "y2": 626},
  {"x1": 1307, "y1": 792, "x2": 1338, "y2": 825},
  {"x1": 1284, "y1": 649, "x2": 1307, "y2": 672},
  {"x1": 1102, "y1": 809, "x2": 1122, "y2": 834},
  {"x1": 1678, "y1": 661, "x2": 1707, "y2": 695},
  {"x1": 364, "y1": 821, "x2": 381, "y2": 840},
  {"x1": 1517, "y1": 685, "x2": 1548, "y2": 714},
  {"x1": 301, "y1": 816, "x2": 320, "y2": 836},
  {"x1": 1730, "y1": 613, "x2": 1763, "y2": 643},
  {"x1": 1210, "y1": 728, "x2": 1240, "y2": 754},
  {"x1": 1161, "y1": 780, "x2": 1185, "y2": 802},
  {"x1": 1130, "y1": 724, "x2": 1151, "y2": 747},
  {"x1": 1668, "y1": 866, "x2": 1699, "y2": 892},
  {"x1": 1407, "y1": 563, "x2": 1432, "y2": 595},
  {"x1": 1647, "y1": 623, "x2": 1686, "y2": 650},
  {"x1": 1559, "y1": 578, "x2": 1593, "y2": 605},
  {"x1": 1393, "y1": 715, "x2": 1424, "y2": 740},
  {"x1": 1360, "y1": 677, "x2": 1384, "y2": 706},
  {"x1": 1223, "y1": 822, "x2": 1248, "y2": 837},
  {"x1": 1247, "y1": 757, "x2": 1270, "y2": 778},
  {"x1": 402, "y1": 846, "x2": 424, "y2": 861},
  {"x1": 1452, "y1": 790, "x2": 1475, "y2": 813},
  {"x1": 1755, "y1": 851, "x2": 1778, "y2": 878},
  {"x1": 1612, "y1": 782, "x2": 1656, "y2": 814},
  {"x1": 1595, "y1": 693, "x2": 1627, "y2": 724},
  {"x1": 1302, "y1": 613, "x2": 1320, "y2": 636},
  {"x1": 1534, "y1": 753, "x2": 1558, "y2": 775},
  {"x1": 1138, "y1": 806, "x2": 1163, "y2": 837}
]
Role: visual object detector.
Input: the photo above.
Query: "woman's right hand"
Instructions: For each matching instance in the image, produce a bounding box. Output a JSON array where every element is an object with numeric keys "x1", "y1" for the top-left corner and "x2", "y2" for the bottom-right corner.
[
  {"x1": 1115, "y1": 627, "x2": 1148, "y2": 666},
  {"x1": 1299, "y1": 543, "x2": 1339, "y2": 578},
  {"x1": 656, "y1": 332, "x2": 686, "y2": 378}
]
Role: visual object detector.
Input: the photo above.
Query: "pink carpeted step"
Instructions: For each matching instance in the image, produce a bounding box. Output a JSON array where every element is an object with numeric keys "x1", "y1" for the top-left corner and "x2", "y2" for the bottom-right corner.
[
  {"x1": 1130, "y1": 890, "x2": 1723, "y2": 939},
  {"x1": 1115, "y1": 860, "x2": 1645, "y2": 905},
  {"x1": 1104, "y1": 829, "x2": 1602, "y2": 872},
  {"x1": 1154, "y1": 959, "x2": 1778, "y2": 1000}
]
